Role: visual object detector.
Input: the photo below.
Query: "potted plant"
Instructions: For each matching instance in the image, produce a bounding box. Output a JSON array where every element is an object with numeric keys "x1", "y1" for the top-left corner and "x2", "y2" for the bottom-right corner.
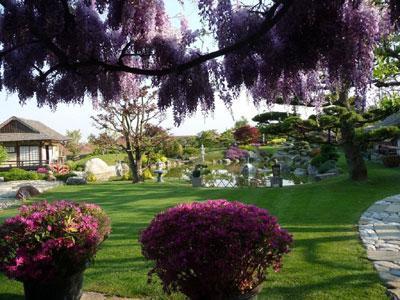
[
  {"x1": 140, "y1": 200, "x2": 292, "y2": 300},
  {"x1": 0, "y1": 200, "x2": 111, "y2": 300}
]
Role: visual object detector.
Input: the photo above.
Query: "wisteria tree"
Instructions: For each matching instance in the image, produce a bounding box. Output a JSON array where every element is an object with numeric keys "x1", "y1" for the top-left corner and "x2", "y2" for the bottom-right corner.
[{"x1": 0, "y1": 0, "x2": 399, "y2": 180}]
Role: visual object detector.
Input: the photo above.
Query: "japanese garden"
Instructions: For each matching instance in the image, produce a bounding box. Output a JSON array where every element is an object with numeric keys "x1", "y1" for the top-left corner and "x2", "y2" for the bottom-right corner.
[{"x1": 0, "y1": 0, "x2": 400, "y2": 299}]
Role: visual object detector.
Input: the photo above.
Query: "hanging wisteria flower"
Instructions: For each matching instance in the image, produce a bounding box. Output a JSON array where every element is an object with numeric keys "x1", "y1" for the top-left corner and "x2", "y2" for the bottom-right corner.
[
  {"x1": 0, "y1": 201, "x2": 111, "y2": 283},
  {"x1": 140, "y1": 200, "x2": 292, "y2": 299}
]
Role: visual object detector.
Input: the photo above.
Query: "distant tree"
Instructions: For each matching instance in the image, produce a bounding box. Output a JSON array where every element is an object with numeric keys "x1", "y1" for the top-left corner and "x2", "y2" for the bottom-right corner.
[
  {"x1": 234, "y1": 126, "x2": 260, "y2": 145},
  {"x1": 0, "y1": 146, "x2": 8, "y2": 164},
  {"x1": 88, "y1": 132, "x2": 118, "y2": 155},
  {"x1": 219, "y1": 129, "x2": 235, "y2": 147},
  {"x1": 197, "y1": 130, "x2": 220, "y2": 148},
  {"x1": 234, "y1": 117, "x2": 249, "y2": 129},
  {"x1": 163, "y1": 139, "x2": 184, "y2": 158},
  {"x1": 92, "y1": 84, "x2": 165, "y2": 183},
  {"x1": 66, "y1": 130, "x2": 82, "y2": 159},
  {"x1": 253, "y1": 112, "x2": 298, "y2": 139},
  {"x1": 176, "y1": 136, "x2": 197, "y2": 148}
]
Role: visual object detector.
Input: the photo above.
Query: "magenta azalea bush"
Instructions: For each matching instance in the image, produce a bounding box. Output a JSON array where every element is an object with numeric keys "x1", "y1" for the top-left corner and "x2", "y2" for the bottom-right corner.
[
  {"x1": 140, "y1": 200, "x2": 292, "y2": 299},
  {"x1": 36, "y1": 167, "x2": 49, "y2": 174},
  {"x1": 225, "y1": 146, "x2": 249, "y2": 160},
  {"x1": 0, "y1": 201, "x2": 111, "y2": 283}
]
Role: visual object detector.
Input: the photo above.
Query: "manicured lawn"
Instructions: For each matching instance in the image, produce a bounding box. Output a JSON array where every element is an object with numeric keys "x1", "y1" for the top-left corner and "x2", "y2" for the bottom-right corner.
[{"x1": 1, "y1": 163, "x2": 400, "y2": 299}]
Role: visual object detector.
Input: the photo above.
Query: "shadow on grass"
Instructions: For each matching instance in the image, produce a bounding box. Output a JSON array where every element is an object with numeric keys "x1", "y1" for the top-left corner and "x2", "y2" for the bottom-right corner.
[
  {"x1": 261, "y1": 272, "x2": 382, "y2": 300},
  {"x1": 0, "y1": 294, "x2": 23, "y2": 300}
]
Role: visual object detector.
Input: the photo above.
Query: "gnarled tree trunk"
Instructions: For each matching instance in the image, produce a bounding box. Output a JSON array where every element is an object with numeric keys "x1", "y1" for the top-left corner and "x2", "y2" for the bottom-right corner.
[
  {"x1": 341, "y1": 132, "x2": 368, "y2": 181},
  {"x1": 339, "y1": 87, "x2": 368, "y2": 181}
]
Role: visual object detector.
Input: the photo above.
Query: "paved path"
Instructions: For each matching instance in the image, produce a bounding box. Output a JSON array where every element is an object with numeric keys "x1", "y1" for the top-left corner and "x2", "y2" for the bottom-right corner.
[{"x1": 359, "y1": 194, "x2": 400, "y2": 299}]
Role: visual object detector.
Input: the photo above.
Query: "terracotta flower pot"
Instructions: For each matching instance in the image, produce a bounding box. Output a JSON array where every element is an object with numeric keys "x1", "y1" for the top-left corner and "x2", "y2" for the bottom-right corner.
[{"x1": 23, "y1": 271, "x2": 84, "y2": 300}]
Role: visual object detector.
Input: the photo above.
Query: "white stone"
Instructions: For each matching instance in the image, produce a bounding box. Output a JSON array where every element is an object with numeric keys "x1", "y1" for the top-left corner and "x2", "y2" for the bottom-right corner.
[{"x1": 84, "y1": 158, "x2": 116, "y2": 181}]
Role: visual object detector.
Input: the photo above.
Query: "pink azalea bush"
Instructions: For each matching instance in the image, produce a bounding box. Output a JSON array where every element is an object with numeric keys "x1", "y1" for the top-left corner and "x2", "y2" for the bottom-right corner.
[
  {"x1": 225, "y1": 146, "x2": 249, "y2": 160},
  {"x1": 0, "y1": 201, "x2": 111, "y2": 283},
  {"x1": 36, "y1": 167, "x2": 49, "y2": 174},
  {"x1": 140, "y1": 200, "x2": 292, "y2": 299}
]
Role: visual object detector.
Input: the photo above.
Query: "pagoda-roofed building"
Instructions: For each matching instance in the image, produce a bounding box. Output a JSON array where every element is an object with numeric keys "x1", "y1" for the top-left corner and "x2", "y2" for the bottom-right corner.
[{"x1": 0, "y1": 116, "x2": 69, "y2": 170}]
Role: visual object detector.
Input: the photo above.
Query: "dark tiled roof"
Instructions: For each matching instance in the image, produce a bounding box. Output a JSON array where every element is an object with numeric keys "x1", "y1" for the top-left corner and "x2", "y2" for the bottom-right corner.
[{"x1": 0, "y1": 116, "x2": 69, "y2": 142}]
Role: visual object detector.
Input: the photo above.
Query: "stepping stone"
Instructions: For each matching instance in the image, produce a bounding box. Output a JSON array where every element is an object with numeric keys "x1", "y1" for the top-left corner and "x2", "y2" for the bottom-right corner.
[
  {"x1": 368, "y1": 250, "x2": 400, "y2": 261},
  {"x1": 387, "y1": 281, "x2": 400, "y2": 289},
  {"x1": 375, "y1": 225, "x2": 400, "y2": 240},
  {"x1": 387, "y1": 289, "x2": 400, "y2": 300},
  {"x1": 368, "y1": 205, "x2": 390, "y2": 213},
  {"x1": 387, "y1": 205, "x2": 400, "y2": 213}
]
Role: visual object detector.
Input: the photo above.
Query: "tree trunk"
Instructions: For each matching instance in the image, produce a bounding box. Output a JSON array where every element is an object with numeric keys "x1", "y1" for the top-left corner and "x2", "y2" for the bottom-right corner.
[
  {"x1": 132, "y1": 148, "x2": 143, "y2": 183},
  {"x1": 338, "y1": 86, "x2": 368, "y2": 181},
  {"x1": 124, "y1": 136, "x2": 143, "y2": 184},
  {"x1": 340, "y1": 121, "x2": 368, "y2": 181}
]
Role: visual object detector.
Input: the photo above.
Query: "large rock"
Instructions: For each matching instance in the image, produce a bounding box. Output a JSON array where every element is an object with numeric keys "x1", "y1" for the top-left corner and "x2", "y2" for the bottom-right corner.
[
  {"x1": 16, "y1": 185, "x2": 41, "y2": 200},
  {"x1": 85, "y1": 158, "x2": 116, "y2": 181},
  {"x1": 66, "y1": 176, "x2": 87, "y2": 185},
  {"x1": 294, "y1": 168, "x2": 307, "y2": 177}
]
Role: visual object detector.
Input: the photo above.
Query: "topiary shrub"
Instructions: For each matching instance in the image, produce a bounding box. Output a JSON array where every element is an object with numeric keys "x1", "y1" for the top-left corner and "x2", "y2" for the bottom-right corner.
[
  {"x1": 0, "y1": 168, "x2": 46, "y2": 182},
  {"x1": 311, "y1": 145, "x2": 339, "y2": 167},
  {"x1": 383, "y1": 155, "x2": 400, "y2": 168},
  {"x1": 140, "y1": 200, "x2": 292, "y2": 299}
]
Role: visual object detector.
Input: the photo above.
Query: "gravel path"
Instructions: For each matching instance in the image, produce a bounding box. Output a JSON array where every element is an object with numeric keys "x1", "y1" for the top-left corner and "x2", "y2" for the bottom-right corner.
[{"x1": 359, "y1": 194, "x2": 400, "y2": 299}]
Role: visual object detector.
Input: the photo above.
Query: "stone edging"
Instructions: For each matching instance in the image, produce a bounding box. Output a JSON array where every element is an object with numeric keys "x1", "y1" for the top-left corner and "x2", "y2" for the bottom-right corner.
[{"x1": 359, "y1": 194, "x2": 400, "y2": 300}]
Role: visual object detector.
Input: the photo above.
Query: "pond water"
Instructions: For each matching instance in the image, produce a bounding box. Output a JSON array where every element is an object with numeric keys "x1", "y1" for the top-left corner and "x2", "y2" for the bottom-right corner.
[
  {"x1": 165, "y1": 163, "x2": 310, "y2": 188},
  {"x1": 203, "y1": 176, "x2": 301, "y2": 188}
]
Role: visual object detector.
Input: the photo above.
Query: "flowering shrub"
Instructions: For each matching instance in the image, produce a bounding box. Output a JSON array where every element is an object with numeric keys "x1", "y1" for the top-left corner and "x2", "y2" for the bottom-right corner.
[
  {"x1": 140, "y1": 200, "x2": 292, "y2": 299},
  {"x1": 0, "y1": 201, "x2": 111, "y2": 283},
  {"x1": 225, "y1": 146, "x2": 249, "y2": 160},
  {"x1": 36, "y1": 167, "x2": 49, "y2": 174},
  {"x1": 49, "y1": 164, "x2": 70, "y2": 175}
]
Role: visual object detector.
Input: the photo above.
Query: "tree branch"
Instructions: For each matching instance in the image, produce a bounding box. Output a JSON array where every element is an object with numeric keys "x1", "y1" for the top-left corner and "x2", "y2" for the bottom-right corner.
[{"x1": 0, "y1": 0, "x2": 293, "y2": 78}]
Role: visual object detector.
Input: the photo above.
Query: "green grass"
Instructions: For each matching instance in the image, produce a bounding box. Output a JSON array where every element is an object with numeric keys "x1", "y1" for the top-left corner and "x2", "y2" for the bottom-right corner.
[
  {"x1": 204, "y1": 148, "x2": 226, "y2": 162},
  {"x1": 1, "y1": 163, "x2": 400, "y2": 299}
]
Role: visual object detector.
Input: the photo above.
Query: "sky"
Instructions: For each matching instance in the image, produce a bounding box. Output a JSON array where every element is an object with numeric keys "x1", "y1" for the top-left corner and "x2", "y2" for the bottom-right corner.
[{"x1": 0, "y1": 0, "x2": 312, "y2": 140}]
